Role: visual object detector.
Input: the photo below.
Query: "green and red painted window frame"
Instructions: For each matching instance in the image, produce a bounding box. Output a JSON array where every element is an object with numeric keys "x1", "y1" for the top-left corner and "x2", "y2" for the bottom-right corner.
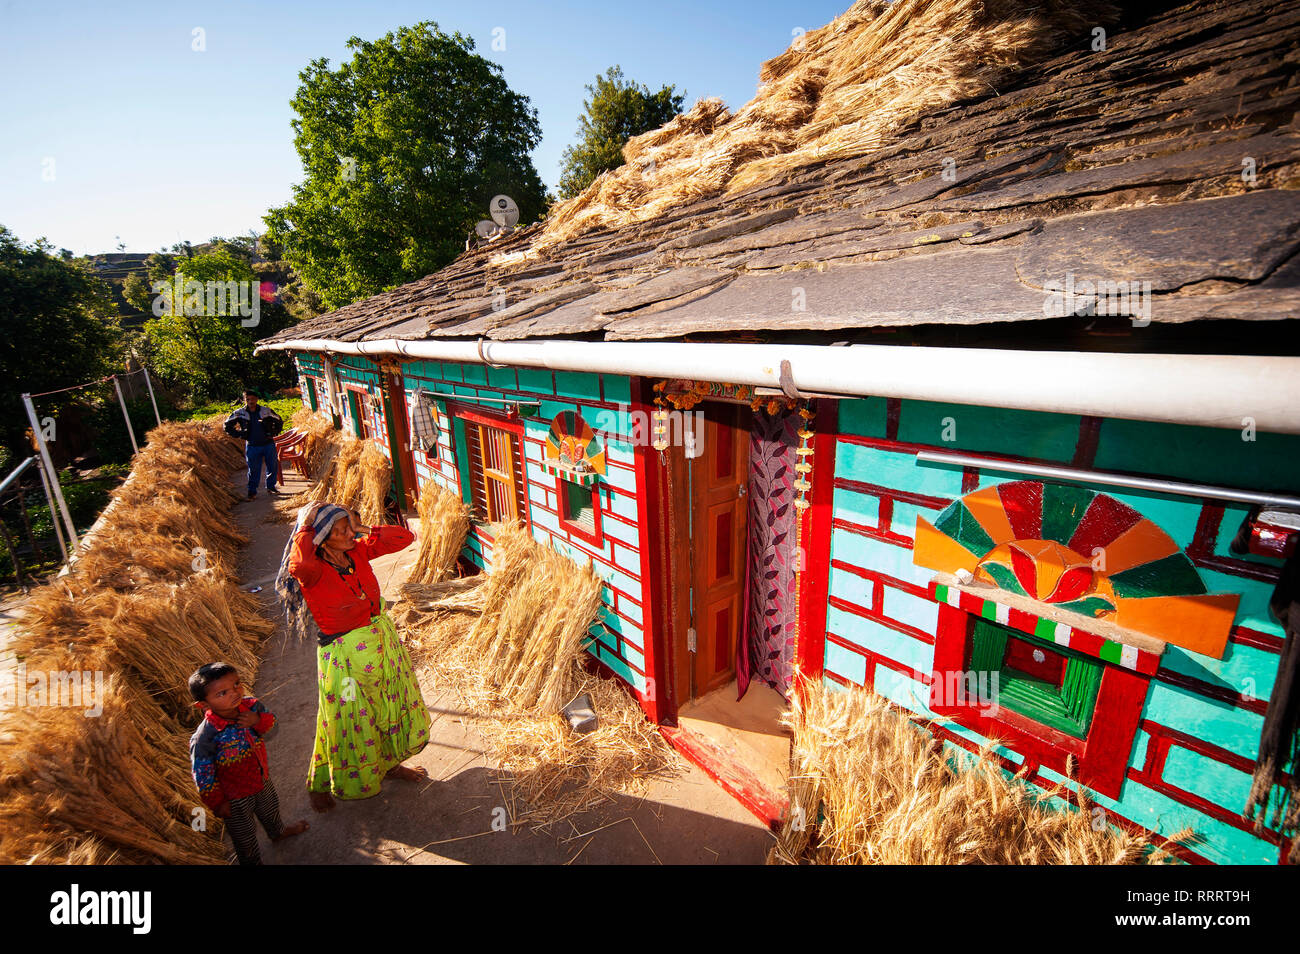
[
  {"x1": 555, "y1": 474, "x2": 604, "y2": 547},
  {"x1": 928, "y1": 581, "x2": 1155, "y2": 799}
]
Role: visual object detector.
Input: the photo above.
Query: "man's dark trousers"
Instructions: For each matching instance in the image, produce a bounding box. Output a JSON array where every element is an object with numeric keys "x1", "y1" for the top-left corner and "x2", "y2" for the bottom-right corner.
[{"x1": 247, "y1": 442, "x2": 277, "y2": 495}]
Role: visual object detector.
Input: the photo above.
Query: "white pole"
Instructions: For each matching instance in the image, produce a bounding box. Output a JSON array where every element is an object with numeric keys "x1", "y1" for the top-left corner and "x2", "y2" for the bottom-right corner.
[
  {"x1": 35, "y1": 454, "x2": 68, "y2": 563},
  {"x1": 142, "y1": 367, "x2": 162, "y2": 427},
  {"x1": 113, "y1": 375, "x2": 139, "y2": 454},
  {"x1": 22, "y1": 393, "x2": 78, "y2": 552}
]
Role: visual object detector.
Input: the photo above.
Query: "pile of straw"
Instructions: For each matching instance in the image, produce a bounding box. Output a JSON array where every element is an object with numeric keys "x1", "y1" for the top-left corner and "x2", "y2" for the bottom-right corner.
[
  {"x1": 406, "y1": 481, "x2": 470, "y2": 585},
  {"x1": 0, "y1": 418, "x2": 272, "y2": 864},
  {"x1": 289, "y1": 406, "x2": 339, "y2": 477},
  {"x1": 769, "y1": 681, "x2": 1181, "y2": 865},
  {"x1": 484, "y1": 670, "x2": 680, "y2": 829},
  {"x1": 539, "y1": 0, "x2": 1117, "y2": 247},
  {"x1": 396, "y1": 519, "x2": 679, "y2": 828},
  {"x1": 460, "y1": 523, "x2": 605, "y2": 714},
  {"x1": 294, "y1": 434, "x2": 392, "y2": 527}
]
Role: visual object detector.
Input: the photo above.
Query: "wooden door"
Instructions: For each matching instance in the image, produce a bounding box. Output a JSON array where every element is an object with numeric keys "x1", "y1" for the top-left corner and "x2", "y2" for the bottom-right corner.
[{"x1": 689, "y1": 402, "x2": 751, "y2": 698}]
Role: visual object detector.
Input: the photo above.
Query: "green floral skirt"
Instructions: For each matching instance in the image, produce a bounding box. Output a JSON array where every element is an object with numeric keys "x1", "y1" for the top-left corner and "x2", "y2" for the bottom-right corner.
[{"x1": 308, "y1": 602, "x2": 430, "y2": 799}]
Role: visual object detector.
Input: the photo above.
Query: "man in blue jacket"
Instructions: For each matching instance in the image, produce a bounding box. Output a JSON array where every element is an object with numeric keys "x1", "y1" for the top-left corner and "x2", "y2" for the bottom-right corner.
[{"x1": 224, "y1": 388, "x2": 284, "y2": 500}]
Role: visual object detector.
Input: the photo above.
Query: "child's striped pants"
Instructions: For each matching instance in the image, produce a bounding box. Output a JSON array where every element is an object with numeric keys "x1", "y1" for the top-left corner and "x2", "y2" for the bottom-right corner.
[{"x1": 225, "y1": 780, "x2": 285, "y2": 865}]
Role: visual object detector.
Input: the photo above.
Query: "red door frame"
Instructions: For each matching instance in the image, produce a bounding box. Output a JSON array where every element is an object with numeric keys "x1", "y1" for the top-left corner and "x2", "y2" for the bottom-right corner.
[
  {"x1": 795, "y1": 399, "x2": 837, "y2": 700},
  {"x1": 343, "y1": 383, "x2": 373, "y2": 439},
  {"x1": 632, "y1": 377, "x2": 669, "y2": 725}
]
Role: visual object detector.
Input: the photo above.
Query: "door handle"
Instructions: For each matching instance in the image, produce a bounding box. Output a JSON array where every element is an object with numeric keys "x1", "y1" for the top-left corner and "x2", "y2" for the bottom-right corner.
[{"x1": 738, "y1": 484, "x2": 747, "y2": 497}]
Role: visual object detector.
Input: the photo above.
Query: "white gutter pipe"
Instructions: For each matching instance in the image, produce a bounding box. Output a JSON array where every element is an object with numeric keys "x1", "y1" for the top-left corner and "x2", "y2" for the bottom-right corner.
[{"x1": 256, "y1": 338, "x2": 1300, "y2": 435}]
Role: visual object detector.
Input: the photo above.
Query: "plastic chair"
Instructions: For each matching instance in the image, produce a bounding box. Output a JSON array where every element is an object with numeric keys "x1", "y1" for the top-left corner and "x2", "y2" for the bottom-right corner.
[{"x1": 275, "y1": 430, "x2": 310, "y2": 481}]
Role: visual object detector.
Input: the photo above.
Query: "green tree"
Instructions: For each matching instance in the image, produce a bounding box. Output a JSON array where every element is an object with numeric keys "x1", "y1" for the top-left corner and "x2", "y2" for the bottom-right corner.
[
  {"x1": 142, "y1": 248, "x2": 294, "y2": 402},
  {"x1": 0, "y1": 226, "x2": 122, "y2": 457},
  {"x1": 557, "y1": 66, "x2": 684, "y2": 200},
  {"x1": 122, "y1": 271, "x2": 153, "y2": 313},
  {"x1": 265, "y1": 22, "x2": 547, "y2": 310}
]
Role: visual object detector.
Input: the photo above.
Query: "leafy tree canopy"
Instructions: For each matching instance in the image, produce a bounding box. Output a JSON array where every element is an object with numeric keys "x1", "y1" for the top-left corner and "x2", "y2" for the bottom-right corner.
[
  {"x1": 142, "y1": 247, "x2": 293, "y2": 403},
  {"x1": 0, "y1": 225, "x2": 122, "y2": 455},
  {"x1": 557, "y1": 66, "x2": 684, "y2": 200},
  {"x1": 265, "y1": 22, "x2": 548, "y2": 310}
]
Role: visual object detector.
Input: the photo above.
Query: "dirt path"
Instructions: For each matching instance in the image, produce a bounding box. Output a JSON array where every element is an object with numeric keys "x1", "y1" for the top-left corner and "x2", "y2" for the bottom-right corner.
[{"x1": 231, "y1": 467, "x2": 773, "y2": 864}]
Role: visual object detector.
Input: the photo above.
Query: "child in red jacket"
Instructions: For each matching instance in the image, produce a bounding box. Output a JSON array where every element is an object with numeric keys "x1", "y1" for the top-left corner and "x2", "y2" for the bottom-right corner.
[{"x1": 188, "y1": 662, "x2": 308, "y2": 864}]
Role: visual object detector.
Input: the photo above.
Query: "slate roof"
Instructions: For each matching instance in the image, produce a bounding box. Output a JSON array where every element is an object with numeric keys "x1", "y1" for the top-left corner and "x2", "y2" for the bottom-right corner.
[{"x1": 258, "y1": 1, "x2": 1300, "y2": 350}]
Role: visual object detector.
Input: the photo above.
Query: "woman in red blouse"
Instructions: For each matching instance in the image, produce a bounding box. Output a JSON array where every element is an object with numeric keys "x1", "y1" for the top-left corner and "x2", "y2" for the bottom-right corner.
[{"x1": 286, "y1": 502, "x2": 431, "y2": 812}]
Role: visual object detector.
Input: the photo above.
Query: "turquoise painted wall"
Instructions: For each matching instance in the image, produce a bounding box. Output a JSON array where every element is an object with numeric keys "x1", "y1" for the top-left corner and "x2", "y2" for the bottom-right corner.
[
  {"x1": 390, "y1": 358, "x2": 647, "y2": 694},
  {"x1": 294, "y1": 354, "x2": 648, "y2": 693},
  {"x1": 825, "y1": 396, "x2": 1297, "y2": 865}
]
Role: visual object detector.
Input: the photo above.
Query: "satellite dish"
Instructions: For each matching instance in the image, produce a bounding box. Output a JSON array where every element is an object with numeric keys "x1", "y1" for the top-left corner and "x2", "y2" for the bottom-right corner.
[
  {"x1": 490, "y1": 194, "x2": 519, "y2": 228},
  {"x1": 475, "y1": 220, "x2": 498, "y2": 238}
]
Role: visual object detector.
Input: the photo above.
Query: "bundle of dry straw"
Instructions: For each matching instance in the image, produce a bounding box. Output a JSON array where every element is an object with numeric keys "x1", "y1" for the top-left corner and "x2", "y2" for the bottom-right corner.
[
  {"x1": 406, "y1": 481, "x2": 470, "y2": 585},
  {"x1": 396, "y1": 518, "x2": 679, "y2": 828},
  {"x1": 294, "y1": 434, "x2": 391, "y2": 527},
  {"x1": 538, "y1": 0, "x2": 1117, "y2": 247},
  {"x1": 289, "y1": 406, "x2": 338, "y2": 477},
  {"x1": 0, "y1": 418, "x2": 272, "y2": 864},
  {"x1": 770, "y1": 681, "x2": 1183, "y2": 865}
]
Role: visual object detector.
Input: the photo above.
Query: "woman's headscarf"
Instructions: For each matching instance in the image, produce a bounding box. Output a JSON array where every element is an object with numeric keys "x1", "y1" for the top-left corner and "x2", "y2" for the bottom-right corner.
[{"x1": 275, "y1": 503, "x2": 351, "y2": 643}]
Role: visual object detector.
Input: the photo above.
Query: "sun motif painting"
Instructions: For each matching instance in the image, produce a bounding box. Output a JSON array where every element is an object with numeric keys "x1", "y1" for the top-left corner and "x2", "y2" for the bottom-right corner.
[
  {"x1": 914, "y1": 480, "x2": 1239, "y2": 658},
  {"x1": 543, "y1": 410, "x2": 606, "y2": 484}
]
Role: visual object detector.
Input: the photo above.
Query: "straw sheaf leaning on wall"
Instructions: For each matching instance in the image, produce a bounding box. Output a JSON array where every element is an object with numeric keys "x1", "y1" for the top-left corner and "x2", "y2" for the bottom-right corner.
[
  {"x1": 770, "y1": 682, "x2": 1187, "y2": 865},
  {"x1": 537, "y1": 0, "x2": 1120, "y2": 248},
  {"x1": 290, "y1": 406, "x2": 338, "y2": 477},
  {"x1": 395, "y1": 509, "x2": 680, "y2": 829},
  {"x1": 0, "y1": 419, "x2": 272, "y2": 864},
  {"x1": 289, "y1": 408, "x2": 392, "y2": 528}
]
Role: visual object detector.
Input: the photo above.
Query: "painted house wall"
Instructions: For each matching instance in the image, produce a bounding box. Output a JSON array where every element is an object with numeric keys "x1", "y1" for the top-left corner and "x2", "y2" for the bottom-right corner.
[
  {"x1": 330, "y1": 355, "x2": 387, "y2": 453},
  {"x1": 295, "y1": 352, "x2": 327, "y2": 413},
  {"x1": 822, "y1": 396, "x2": 1298, "y2": 865},
  {"x1": 291, "y1": 352, "x2": 650, "y2": 696}
]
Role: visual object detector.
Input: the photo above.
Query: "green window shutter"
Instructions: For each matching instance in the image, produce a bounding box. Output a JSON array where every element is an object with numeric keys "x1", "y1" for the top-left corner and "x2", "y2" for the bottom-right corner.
[
  {"x1": 451, "y1": 415, "x2": 473, "y2": 508},
  {"x1": 969, "y1": 618, "x2": 1102, "y2": 739},
  {"x1": 970, "y1": 618, "x2": 1008, "y2": 672},
  {"x1": 562, "y1": 479, "x2": 596, "y2": 534}
]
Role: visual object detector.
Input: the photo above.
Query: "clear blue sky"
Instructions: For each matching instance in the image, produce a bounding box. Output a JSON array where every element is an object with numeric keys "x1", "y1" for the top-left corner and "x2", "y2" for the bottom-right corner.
[{"x1": 0, "y1": 0, "x2": 849, "y2": 256}]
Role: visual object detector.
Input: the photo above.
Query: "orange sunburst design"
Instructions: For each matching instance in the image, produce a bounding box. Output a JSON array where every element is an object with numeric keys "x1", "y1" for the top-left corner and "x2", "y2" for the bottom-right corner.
[
  {"x1": 975, "y1": 540, "x2": 1117, "y2": 613},
  {"x1": 913, "y1": 480, "x2": 1238, "y2": 657}
]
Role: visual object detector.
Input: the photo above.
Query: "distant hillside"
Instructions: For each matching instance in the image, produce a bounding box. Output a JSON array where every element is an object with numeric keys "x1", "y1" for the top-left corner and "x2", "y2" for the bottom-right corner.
[
  {"x1": 85, "y1": 252, "x2": 153, "y2": 327},
  {"x1": 82, "y1": 242, "x2": 319, "y2": 330}
]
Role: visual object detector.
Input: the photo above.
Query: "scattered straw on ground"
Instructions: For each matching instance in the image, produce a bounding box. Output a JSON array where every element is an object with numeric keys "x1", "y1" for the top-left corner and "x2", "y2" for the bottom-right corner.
[
  {"x1": 537, "y1": 0, "x2": 1118, "y2": 248},
  {"x1": 769, "y1": 681, "x2": 1186, "y2": 865},
  {"x1": 0, "y1": 419, "x2": 272, "y2": 864},
  {"x1": 395, "y1": 519, "x2": 680, "y2": 830}
]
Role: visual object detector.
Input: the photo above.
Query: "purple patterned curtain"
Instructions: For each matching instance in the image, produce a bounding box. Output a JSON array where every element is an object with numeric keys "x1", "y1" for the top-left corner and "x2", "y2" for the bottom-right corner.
[{"x1": 737, "y1": 405, "x2": 799, "y2": 699}]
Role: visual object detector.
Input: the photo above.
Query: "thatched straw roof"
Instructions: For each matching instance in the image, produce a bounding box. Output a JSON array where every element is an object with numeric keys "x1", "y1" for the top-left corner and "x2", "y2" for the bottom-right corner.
[{"x1": 259, "y1": 0, "x2": 1300, "y2": 348}]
